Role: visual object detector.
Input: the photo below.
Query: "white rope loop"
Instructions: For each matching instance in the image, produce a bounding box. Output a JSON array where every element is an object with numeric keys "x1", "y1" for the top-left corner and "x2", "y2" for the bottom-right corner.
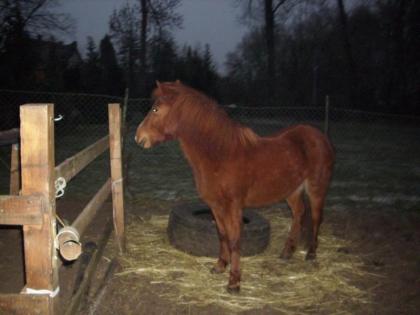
[
  {"x1": 55, "y1": 177, "x2": 67, "y2": 198},
  {"x1": 54, "y1": 114, "x2": 64, "y2": 122},
  {"x1": 112, "y1": 177, "x2": 123, "y2": 190}
]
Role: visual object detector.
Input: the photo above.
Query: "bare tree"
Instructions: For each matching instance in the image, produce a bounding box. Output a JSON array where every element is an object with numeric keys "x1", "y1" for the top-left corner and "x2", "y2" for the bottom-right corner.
[
  {"x1": 0, "y1": 0, "x2": 73, "y2": 44},
  {"x1": 265, "y1": 0, "x2": 287, "y2": 94},
  {"x1": 109, "y1": 3, "x2": 140, "y2": 92},
  {"x1": 336, "y1": 0, "x2": 356, "y2": 74},
  {"x1": 138, "y1": 0, "x2": 183, "y2": 74},
  {"x1": 235, "y1": 0, "x2": 296, "y2": 102},
  {"x1": 109, "y1": 1, "x2": 182, "y2": 95},
  {"x1": 335, "y1": 0, "x2": 361, "y2": 107},
  {"x1": 0, "y1": 0, "x2": 74, "y2": 88},
  {"x1": 140, "y1": 0, "x2": 148, "y2": 75}
]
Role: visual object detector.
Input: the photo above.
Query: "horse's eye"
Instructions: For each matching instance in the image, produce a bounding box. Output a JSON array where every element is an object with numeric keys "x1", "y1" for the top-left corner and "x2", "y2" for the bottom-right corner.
[{"x1": 152, "y1": 107, "x2": 158, "y2": 113}]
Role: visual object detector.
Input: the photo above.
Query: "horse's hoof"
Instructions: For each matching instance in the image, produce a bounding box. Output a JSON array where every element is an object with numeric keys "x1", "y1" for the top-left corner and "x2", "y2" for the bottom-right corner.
[
  {"x1": 227, "y1": 284, "x2": 240, "y2": 294},
  {"x1": 305, "y1": 252, "x2": 316, "y2": 261},
  {"x1": 210, "y1": 266, "x2": 225, "y2": 274},
  {"x1": 280, "y1": 251, "x2": 293, "y2": 260}
]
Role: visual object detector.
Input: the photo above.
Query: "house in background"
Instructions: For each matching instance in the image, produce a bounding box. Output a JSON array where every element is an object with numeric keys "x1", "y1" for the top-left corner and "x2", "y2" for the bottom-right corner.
[{"x1": 32, "y1": 36, "x2": 83, "y2": 91}]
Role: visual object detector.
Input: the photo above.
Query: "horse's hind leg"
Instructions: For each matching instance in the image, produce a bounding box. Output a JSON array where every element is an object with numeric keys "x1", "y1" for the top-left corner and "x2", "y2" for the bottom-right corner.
[
  {"x1": 281, "y1": 186, "x2": 305, "y2": 260},
  {"x1": 303, "y1": 133, "x2": 334, "y2": 260},
  {"x1": 305, "y1": 181, "x2": 329, "y2": 260},
  {"x1": 223, "y1": 203, "x2": 243, "y2": 293}
]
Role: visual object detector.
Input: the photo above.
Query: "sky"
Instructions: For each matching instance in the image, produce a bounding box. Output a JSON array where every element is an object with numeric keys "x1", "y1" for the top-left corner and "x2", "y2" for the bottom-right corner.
[{"x1": 60, "y1": 0, "x2": 248, "y2": 73}]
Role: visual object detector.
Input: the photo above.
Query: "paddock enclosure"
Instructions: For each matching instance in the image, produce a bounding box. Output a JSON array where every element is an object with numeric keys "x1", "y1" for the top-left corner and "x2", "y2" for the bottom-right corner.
[
  {"x1": 0, "y1": 90, "x2": 419, "y2": 314},
  {"x1": 0, "y1": 102, "x2": 125, "y2": 314}
]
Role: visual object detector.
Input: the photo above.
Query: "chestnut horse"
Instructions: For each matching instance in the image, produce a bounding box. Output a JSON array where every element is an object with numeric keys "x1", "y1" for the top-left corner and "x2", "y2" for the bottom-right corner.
[{"x1": 135, "y1": 81, "x2": 335, "y2": 293}]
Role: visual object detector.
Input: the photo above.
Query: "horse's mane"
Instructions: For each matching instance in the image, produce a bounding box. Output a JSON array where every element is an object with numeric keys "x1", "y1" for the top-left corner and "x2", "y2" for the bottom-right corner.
[{"x1": 155, "y1": 82, "x2": 258, "y2": 159}]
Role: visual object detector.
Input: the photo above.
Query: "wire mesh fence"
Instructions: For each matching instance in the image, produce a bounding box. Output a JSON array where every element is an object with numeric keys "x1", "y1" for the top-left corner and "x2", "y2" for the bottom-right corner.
[
  {"x1": 0, "y1": 89, "x2": 123, "y2": 160},
  {"x1": 0, "y1": 89, "x2": 419, "y2": 211},
  {"x1": 0, "y1": 90, "x2": 124, "y2": 199}
]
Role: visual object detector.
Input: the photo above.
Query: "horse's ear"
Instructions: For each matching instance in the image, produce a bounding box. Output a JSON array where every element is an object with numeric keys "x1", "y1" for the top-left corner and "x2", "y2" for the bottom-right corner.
[
  {"x1": 155, "y1": 82, "x2": 178, "y2": 103},
  {"x1": 155, "y1": 81, "x2": 172, "y2": 96}
]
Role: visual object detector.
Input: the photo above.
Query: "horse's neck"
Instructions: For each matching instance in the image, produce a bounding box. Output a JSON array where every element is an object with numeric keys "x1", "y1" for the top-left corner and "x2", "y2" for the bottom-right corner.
[
  {"x1": 178, "y1": 132, "x2": 228, "y2": 179},
  {"x1": 179, "y1": 136, "x2": 219, "y2": 167},
  {"x1": 175, "y1": 103, "x2": 258, "y2": 169},
  {"x1": 178, "y1": 120, "x2": 238, "y2": 158}
]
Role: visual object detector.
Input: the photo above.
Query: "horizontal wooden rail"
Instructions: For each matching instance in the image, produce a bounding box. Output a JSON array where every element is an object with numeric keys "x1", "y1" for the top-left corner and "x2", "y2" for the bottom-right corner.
[
  {"x1": 0, "y1": 128, "x2": 19, "y2": 146},
  {"x1": 0, "y1": 195, "x2": 44, "y2": 225},
  {"x1": 0, "y1": 293, "x2": 51, "y2": 315},
  {"x1": 72, "y1": 178, "x2": 111, "y2": 237},
  {"x1": 57, "y1": 178, "x2": 111, "y2": 266},
  {"x1": 64, "y1": 220, "x2": 113, "y2": 315},
  {"x1": 55, "y1": 136, "x2": 109, "y2": 183}
]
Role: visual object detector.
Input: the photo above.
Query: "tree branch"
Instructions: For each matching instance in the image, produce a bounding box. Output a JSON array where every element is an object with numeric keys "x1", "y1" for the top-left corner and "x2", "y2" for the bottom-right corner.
[
  {"x1": 22, "y1": 0, "x2": 48, "y2": 26},
  {"x1": 273, "y1": 0, "x2": 287, "y2": 14}
]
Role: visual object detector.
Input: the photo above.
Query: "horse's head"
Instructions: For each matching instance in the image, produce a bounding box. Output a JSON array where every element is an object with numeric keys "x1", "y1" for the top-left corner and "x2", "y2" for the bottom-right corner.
[{"x1": 135, "y1": 81, "x2": 180, "y2": 149}]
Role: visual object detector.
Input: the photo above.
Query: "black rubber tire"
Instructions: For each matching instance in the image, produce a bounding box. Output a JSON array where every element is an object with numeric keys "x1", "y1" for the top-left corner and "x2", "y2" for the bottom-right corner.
[{"x1": 167, "y1": 203, "x2": 270, "y2": 257}]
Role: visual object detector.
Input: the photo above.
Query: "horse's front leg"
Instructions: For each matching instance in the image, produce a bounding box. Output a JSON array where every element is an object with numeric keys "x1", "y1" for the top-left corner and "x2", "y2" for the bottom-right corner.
[
  {"x1": 225, "y1": 205, "x2": 243, "y2": 293},
  {"x1": 211, "y1": 208, "x2": 230, "y2": 274}
]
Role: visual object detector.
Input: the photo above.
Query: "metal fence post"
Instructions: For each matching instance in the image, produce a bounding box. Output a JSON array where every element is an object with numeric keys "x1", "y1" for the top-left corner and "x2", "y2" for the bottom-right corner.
[
  {"x1": 324, "y1": 95, "x2": 330, "y2": 135},
  {"x1": 121, "y1": 88, "x2": 134, "y2": 200},
  {"x1": 122, "y1": 88, "x2": 129, "y2": 136}
]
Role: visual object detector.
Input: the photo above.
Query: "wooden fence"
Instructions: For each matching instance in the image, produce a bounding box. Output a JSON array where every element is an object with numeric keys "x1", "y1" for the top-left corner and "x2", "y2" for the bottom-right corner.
[{"x1": 0, "y1": 103, "x2": 125, "y2": 314}]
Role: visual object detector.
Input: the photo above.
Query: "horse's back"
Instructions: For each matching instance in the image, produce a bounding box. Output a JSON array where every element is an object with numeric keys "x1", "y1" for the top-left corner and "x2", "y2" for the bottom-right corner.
[
  {"x1": 264, "y1": 124, "x2": 335, "y2": 182},
  {"x1": 269, "y1": 124, "x2": 334, "y2": 160},
  {"x1": 240, "y1": 124, "x2": 333, "y2": 206},
  {"x1": 275, "y1": 124, "x2": 335, "y2": 193}
]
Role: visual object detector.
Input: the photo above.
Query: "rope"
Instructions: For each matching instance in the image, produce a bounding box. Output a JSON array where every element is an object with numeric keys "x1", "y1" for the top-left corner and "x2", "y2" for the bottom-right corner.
[
  {"x1": 54, "y1": 114, "x2": 64, "y2": 122},
  {"x1": 111, "y1": 177, "x2": 123, "y2": 189},
  {"x1": 55, "y1": 177, "x2": 67, "y2": 198},
  {"x1": 56, "y1": 213, "x2": 67, "y2": 227}
]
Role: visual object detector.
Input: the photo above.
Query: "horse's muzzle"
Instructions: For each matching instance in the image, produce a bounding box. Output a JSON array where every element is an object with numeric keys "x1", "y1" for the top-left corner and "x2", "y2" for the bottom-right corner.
[
  {"x1": 134, "y1": 134, "x2": 143, "y2": 146},
  {"x1": 135, "y1": 134, "x2": 151, "y2": 149},
  {"x1": 137, "y1": 138, "x2": 146, "y2": 148}
]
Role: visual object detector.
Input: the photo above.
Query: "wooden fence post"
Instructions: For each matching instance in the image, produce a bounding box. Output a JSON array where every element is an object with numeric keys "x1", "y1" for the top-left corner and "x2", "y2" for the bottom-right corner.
[
  {"x1": 9, "y1": 143, "x2": 20, "y2": 195},
  {"x1": 108, "y1": 103, "x2": 126, "y2": 253},
  {"x1": 20, "y1": 104, "x2": 58, "y2": 313}
]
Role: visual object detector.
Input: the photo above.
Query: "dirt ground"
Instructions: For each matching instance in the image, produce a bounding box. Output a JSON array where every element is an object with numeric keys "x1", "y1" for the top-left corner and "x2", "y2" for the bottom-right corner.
[{"x1": 1, "y1": 197, "x2": 419, "y2": 315}]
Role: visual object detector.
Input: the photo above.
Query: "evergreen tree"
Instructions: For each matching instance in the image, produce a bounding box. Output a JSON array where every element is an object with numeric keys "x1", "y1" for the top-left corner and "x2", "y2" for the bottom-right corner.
[
  {"x1": 83, "y1": 36, "x2": 102, "y2": 93},
  {"x1": 149, "y1": 33, "x2": 178, "y2": 82},
  {"x1": 99, "y1": 34, "x2": 124, "y2": 95}
]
